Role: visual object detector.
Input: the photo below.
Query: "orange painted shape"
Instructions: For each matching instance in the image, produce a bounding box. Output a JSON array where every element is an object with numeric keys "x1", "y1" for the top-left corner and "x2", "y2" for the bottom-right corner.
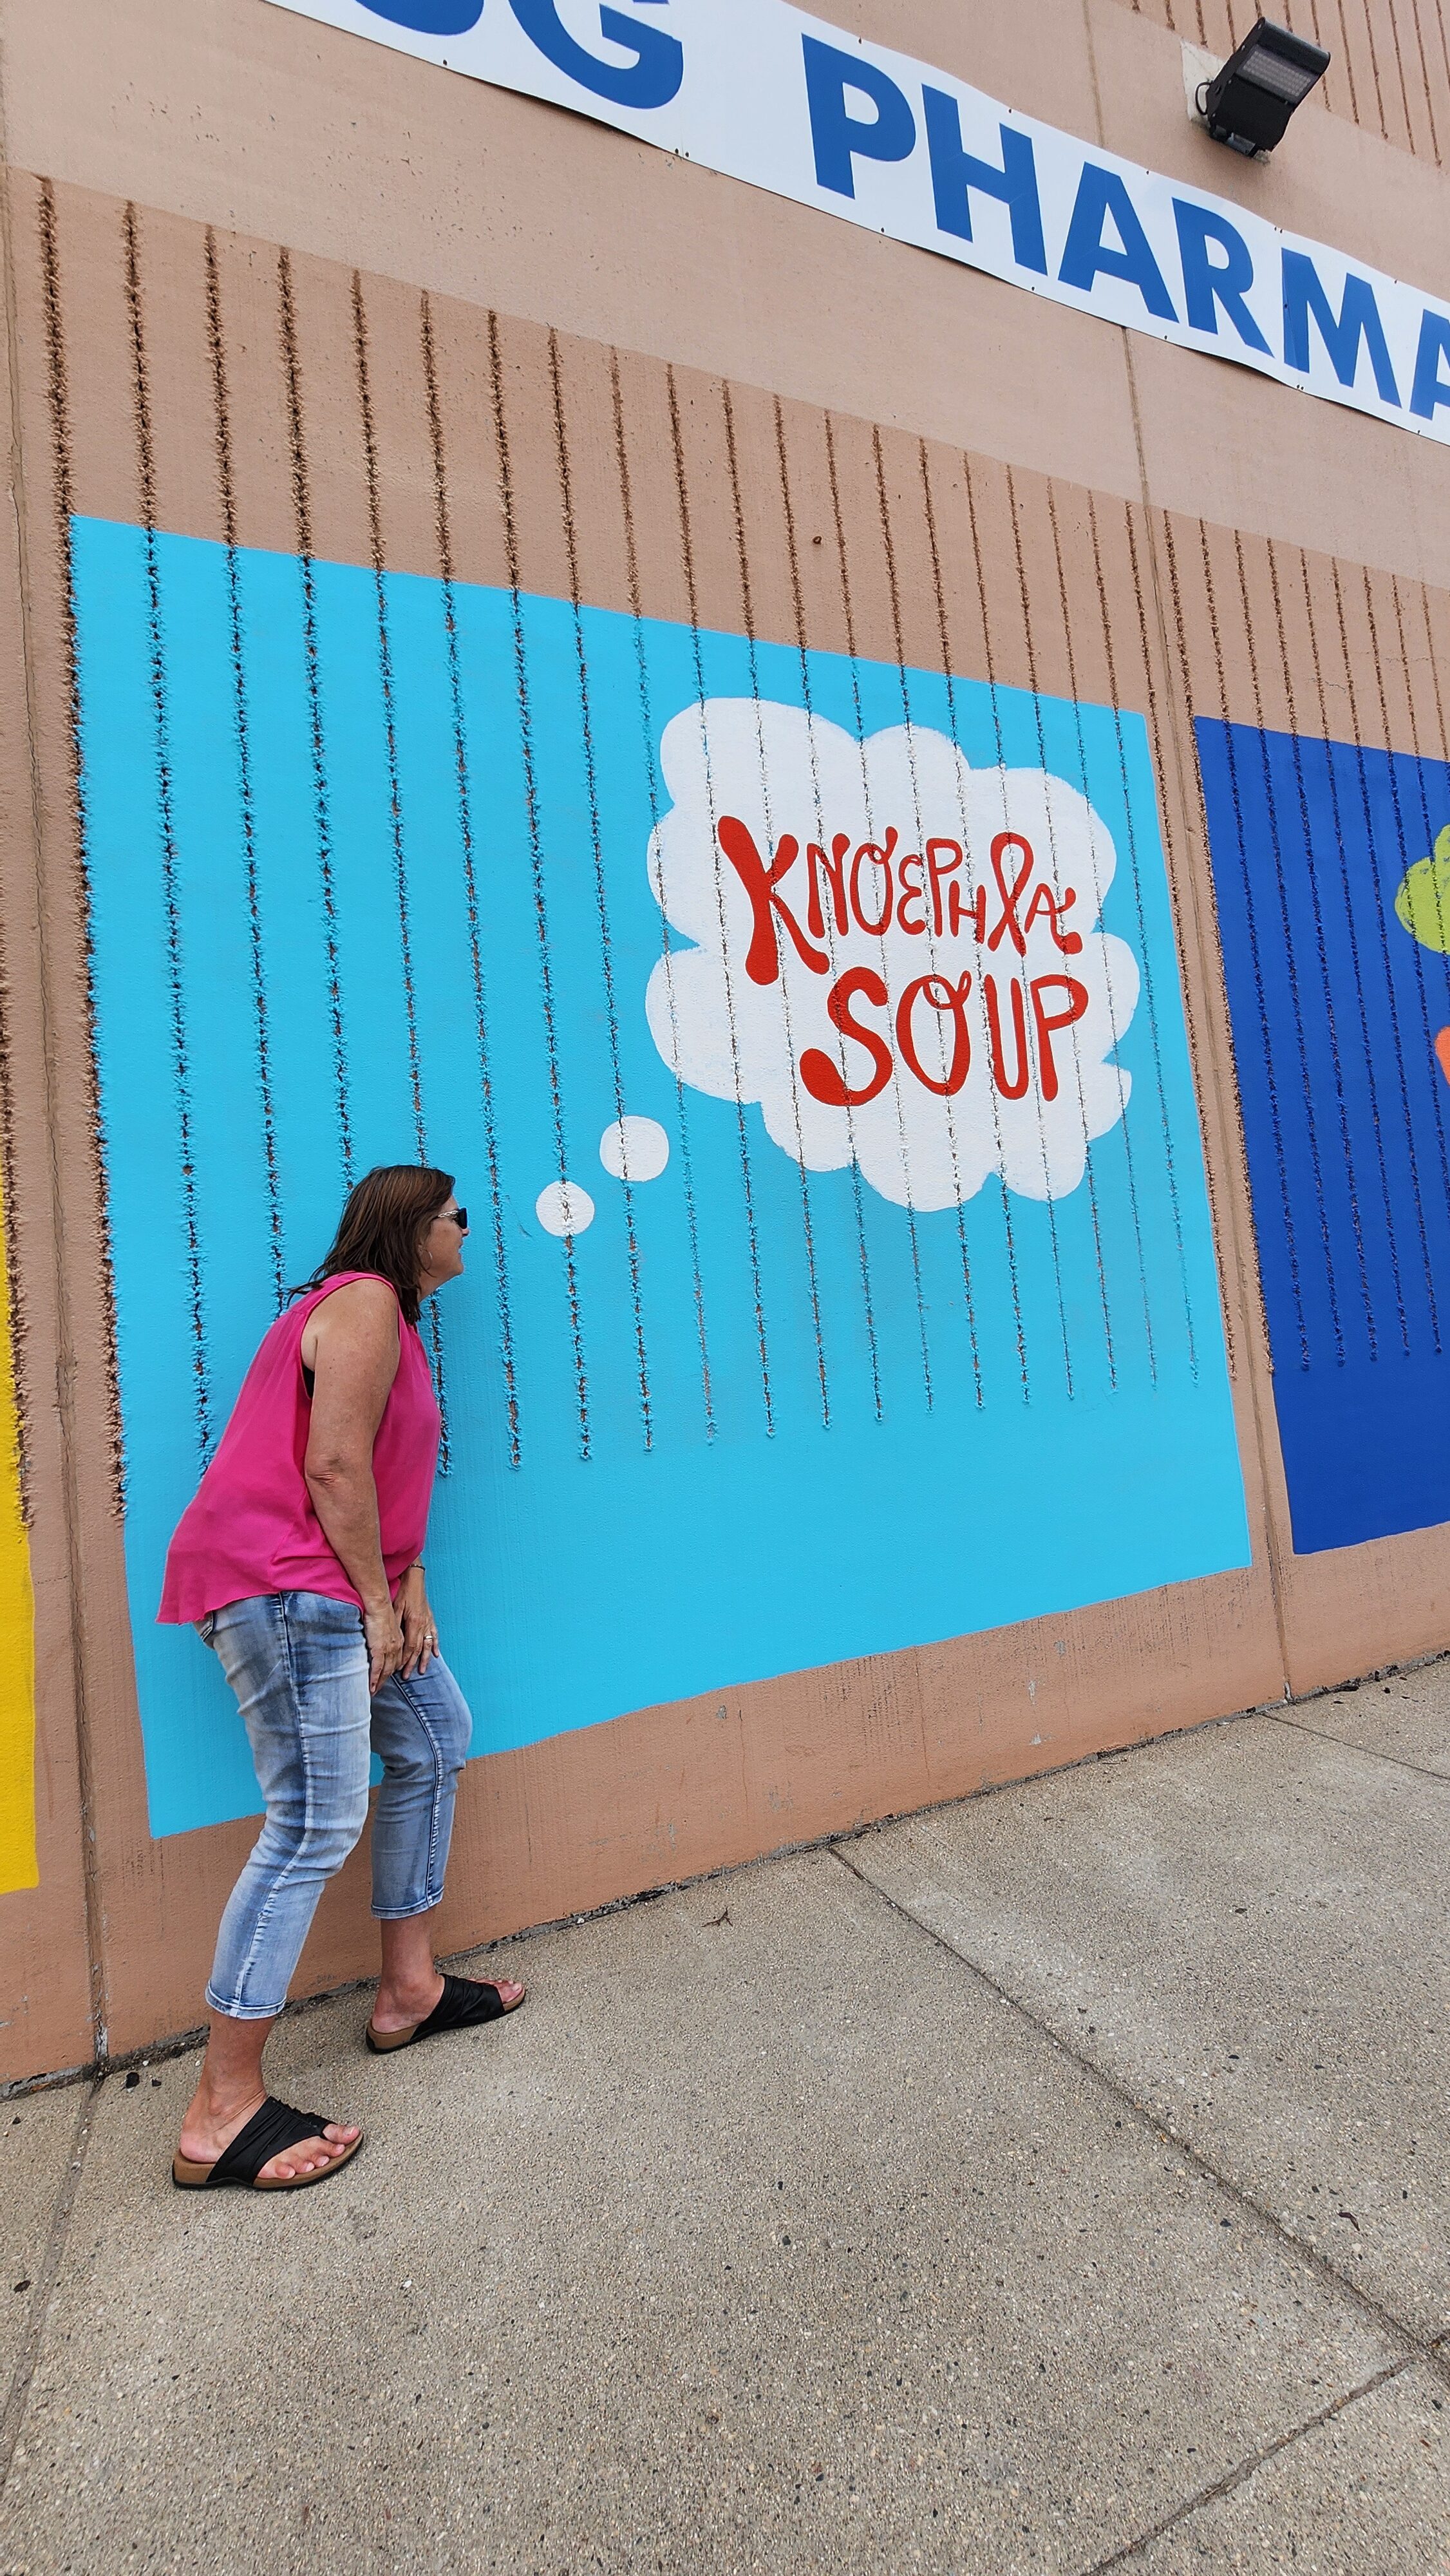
[{"x1": 1436, "y1": 1028, "x2": 1450, "y2": 1088}]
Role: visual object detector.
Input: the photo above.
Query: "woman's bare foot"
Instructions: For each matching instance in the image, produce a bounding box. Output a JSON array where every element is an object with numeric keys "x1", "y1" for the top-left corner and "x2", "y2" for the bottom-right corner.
[
  {"x1": 369, "y1": 1970, "x2": 525, "y2": 2035},
  {"x1": 374, "y1": 1911, "x2": 525, "y2": 2034},
  {"x1": 177, "y1": 2083, "x2": 361, "y2": 2183},
  {"x1": 178, "y1": 2009, "x2": 361, "y2": 2184}
]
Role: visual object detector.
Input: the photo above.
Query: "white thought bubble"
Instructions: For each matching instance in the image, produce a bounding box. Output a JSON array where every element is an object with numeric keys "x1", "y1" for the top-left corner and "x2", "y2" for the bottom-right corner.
[
  {"x1": 536, "y1": 1180, "x2": 595, "y2": 1238},
  {"x1": 645, "y1": 701, "x2": 1140, "y2": 1211}
]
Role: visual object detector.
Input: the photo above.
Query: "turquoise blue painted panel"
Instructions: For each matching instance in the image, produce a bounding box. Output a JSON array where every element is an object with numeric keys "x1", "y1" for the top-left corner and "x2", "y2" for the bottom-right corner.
[{"x1": 71, "y1": 516, "x2": 1250, "y2": 1837}]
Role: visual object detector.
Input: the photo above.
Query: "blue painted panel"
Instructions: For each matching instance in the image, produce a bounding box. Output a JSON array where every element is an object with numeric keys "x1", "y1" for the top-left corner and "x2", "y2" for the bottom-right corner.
[
  {"x1": 1196, "y1": 716, "x2": 1450, "y2": 1553},
  {"x1": 73, "y1": 518, "x2": 1249, "y2": 1835}
]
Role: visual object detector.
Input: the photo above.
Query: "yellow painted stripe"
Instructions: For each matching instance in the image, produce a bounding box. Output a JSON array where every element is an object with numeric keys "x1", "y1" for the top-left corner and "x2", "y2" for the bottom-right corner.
[{"x1": 0, "y1": 1163, "x2": 35, "y2": 1896}]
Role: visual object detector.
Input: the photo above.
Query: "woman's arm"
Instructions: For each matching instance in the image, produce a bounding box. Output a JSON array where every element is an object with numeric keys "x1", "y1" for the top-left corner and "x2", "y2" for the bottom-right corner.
[{"x1": 302, "y1": 1279, "x2": 406, "y2": 1690}]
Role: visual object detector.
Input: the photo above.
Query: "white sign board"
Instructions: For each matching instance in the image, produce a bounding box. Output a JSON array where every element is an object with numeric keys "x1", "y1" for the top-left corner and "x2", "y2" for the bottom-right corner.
[{"x1": 265, "y1": 0, "x2": 1450, "y2": 447}]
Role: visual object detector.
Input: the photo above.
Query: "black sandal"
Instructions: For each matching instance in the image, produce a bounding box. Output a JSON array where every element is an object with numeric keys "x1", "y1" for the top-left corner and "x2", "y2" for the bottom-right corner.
[
  {"x1": 172, "y1": 2096, "x2": 364, "y2": 2192},
  {"x1": 366, "y1": 1971, "x2": 525, "y2": 2054}
]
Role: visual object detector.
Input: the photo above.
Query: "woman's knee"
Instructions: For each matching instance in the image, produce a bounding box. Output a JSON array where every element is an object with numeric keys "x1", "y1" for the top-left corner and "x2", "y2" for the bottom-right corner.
[
  {"x1": 379, "y1": 1671, "x2": 472, "y2": 1786},
  {"x1": 257, "y1": 1779, "x2": 370, "y2": 1882},
  {"x1": 433, "y1": 1669, "x2": 474, "y2": 1773},
  {"x1": 378, "y1": 1727, "x2": 455, "y2": 1795}
]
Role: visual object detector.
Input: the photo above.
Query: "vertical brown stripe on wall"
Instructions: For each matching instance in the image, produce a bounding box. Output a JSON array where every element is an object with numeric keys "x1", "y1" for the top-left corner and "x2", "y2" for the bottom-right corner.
[
  {"x1": 1409, "y1": 582, "x2": 1450, "y2": 773},
  {"x1": 1420, "y1": 589, "x2": 1450, "y2": 764},
  {"x1": 773, "y1": 398, "x2": 883, "y2": 1421},
  {"x1": 981, "y1": 464, "x2": 1076, "y2": 1392},
  {"x1": 1337, "y1": 561, "x2": 1441, "y2": 1346},
  {"x1": 1059, "y1": 484, "x2": 1167, "y2": 1380},
  {"x1": 203, "y1": 231, "x2": 284, "y2": 1317},
  {"x1": 421, "y1": 293, "x2": 520, "y2": 1467},
  {"x1": 350, "y1": 275, "x2": 453, "y2": 1458},
  {"x1": 999, "y1": 469, "x2": 1083, "y2": 1394},
  {"x1": 1196, "y1": 516, "x2": 1311, "y2": 1367},
  {"x1": 1402, "y1": 0, "x2": 1441, "y2": 162},
  {"x1": 825, "y1": 413, "x2": 934, "y2": 1414},
  {"x1": 122, "y1": 204, "x2": 211, "y2": 1464},
  {"x1": 954, "y1": 453, "x2": 1032, "y2": 1399},
  {"x1": 720, "y1": 382, "x2": 830, "y2": 1430},
  {"x1": 666, "y1": 363, "x2": 773, "y2": 1437},
  {"x1": 548, "y1": 330, "x2": 652, "y2": 1448},
  {"x1": 277, "y1": 247, "x2": 352, "y2": 1188},
  {"x1": 871, "y1": 429, "x2": 983, "y2": 1406},
  {"x1": 1229, "y1": 529, "x2": 1346, "y2": 1366},
  {"x1": 352, "y1": 276, "x2": 427, "y2": 1164},
  {"x1": 1042, "y1": 481, "x2": 1130, "y2": 1387},
  {"x1": 488, "y1": 308, "x2": 590, "y2": 1459},
  {"x1": 1149, "y1": 506, "x2": 1258, "y2": 1374},
  {"x1": 1422, "y1": 0, "x2": 1450, "y2": 161},
  {"x1": 608, "y1": 350, "x2": 714, "y2": 1442},
  {"x1": 1297, "y1": 551, "x2": 1408, "y2": 1352},
  {"x1": 918, "y1": 446, "x2": 1028, "y2": 1401},
  {"x1": 1086, "y1": 491, "x2": 1194, "y2": 1378},
  {"x1": 1377, "y1": 0, "x2": 1417, "y2": 153},
  {"x1": 1260, "y1": 538, "x2": 1375, "y2": 1353},
  {"x1": 35, "y1": 182, "x2": 123, "y2": 1502},
  {"x1": 1358, "y1": 0, "x2": 1396, "y2": 147},
  {"x1": 1328, "y1": 0, "x2": 1363, "y2": 128}
]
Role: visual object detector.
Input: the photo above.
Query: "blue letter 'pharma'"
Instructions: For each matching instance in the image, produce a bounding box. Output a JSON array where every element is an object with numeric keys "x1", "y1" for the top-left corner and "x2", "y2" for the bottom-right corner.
[
  {"x1": 1172, "y1": 200, "x2": 1270, "y2": 354},
  {"x1": 922, "y1": 92, "x2": 1046, "y2": 276},
  {"x1": 507, "y1": 0, "x2": 683, "y2": 107},
  {"x1": 1058, "y1": 164, "x2": 1178, "y2": 322},
  {"x1": 1282, "y1": 250, "x2": 1400, "y2": 405},
  {"x1": 1411, "y1": 308, "x2": 1450, "y2": 419},
  {"x1": 802, "y1": 36, "x2": 917, "y2": 200}
]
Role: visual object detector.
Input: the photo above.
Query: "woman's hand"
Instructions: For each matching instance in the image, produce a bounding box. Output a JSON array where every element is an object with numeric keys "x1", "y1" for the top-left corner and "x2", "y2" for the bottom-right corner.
[
  {"x1": 393, "y1": 1563, "x2": 438, "y2": 1678},
  {"x1": 364, "y1": 1598, "x2": 407, "y2": 1693}
]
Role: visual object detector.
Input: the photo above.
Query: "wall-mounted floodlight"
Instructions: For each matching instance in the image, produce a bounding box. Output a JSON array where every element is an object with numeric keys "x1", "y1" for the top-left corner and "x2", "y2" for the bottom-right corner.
[{"x1": 1196, "y1": 19, "x2": 1330, "y2": 156}]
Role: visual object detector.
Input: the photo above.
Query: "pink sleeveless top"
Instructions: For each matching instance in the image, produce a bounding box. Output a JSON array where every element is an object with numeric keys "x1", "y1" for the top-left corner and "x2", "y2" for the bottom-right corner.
[{"x1": 157, "y1": 1272, "x2": 441, "y2": 1624}]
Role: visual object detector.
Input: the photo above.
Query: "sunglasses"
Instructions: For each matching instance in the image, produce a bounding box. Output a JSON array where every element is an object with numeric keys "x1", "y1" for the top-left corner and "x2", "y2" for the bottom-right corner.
[{"x1": 438, "y1": 1206, "x2": 469, "y2": 1233}]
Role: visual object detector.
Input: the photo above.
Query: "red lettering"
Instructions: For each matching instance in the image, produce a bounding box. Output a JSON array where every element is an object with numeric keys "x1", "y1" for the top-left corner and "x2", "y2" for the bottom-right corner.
[
  {"x1": 985, "y1": 831, "x2": 1035, "y2": 956},
  {"x1": 896, "y1": 852, "x2": 927, "y2": 936},
  {"x1": 985, "y1": 973, "x2": 1030, "y2": 1099},
  {"x1": 957, "y1": 882, "x2": 988, "y2": 942},
  {"x1": 1030, "y1": 974, "x2": 1090, "y2": 1101},
  {"x1": 925, "y1": 838, "x2": 961, "y2": 937},
  {"x1": 717, "y1": 815, "x2": 829, "y2": 985},
  {"x1": 800, "y1": 967, "x2": 894, "y2": 1108},
  {"x1": 850, "y1": 828, "x2": 898, "y2": 937},
  {"x1": 895, "y1": 972, "x2": 974, "y2": 1097},
  {"x1": 806, "y1": 833, "x2": 851, "y2": 942},
  {"x1": 1023, "y1": 880, "x2": 1083, "y2": 955}
]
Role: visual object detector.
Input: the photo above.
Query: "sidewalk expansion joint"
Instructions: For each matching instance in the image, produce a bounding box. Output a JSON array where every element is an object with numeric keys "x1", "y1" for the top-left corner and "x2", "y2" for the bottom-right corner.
[
  {"x1": 1266, "y1": 1707, "x2": 1450, "y2": 1786},
  {"x1": 0, "y1": 2070, "x2": 102, "y2": 2496},
  {"x1": 1078, "y1": 2354, "x2": 1420, "y2": 2572},
  {"x1": 829, "y1": 1842, "x2": 1445, "y2": 2385}
]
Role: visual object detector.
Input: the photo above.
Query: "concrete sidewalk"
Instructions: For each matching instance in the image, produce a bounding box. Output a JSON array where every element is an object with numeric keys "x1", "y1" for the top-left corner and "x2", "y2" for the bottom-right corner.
[{"x1": 3, "y1": 1667, "x2": 1449, "y2": 2575}]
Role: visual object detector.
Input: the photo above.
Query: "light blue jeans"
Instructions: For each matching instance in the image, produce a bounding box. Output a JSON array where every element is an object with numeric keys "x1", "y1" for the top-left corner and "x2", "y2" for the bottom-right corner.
[{"x1": 202, "y1": 1590, "x2": 473, "y2": 2020}]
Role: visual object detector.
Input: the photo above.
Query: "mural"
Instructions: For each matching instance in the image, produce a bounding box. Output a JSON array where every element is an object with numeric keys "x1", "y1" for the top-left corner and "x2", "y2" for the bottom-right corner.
[
  {"x1": 1198, "y1": 717, "x2": 1450, "y2": 1554},
  {"x1": 72, "y1": 514, "x2": 1248, "y2": 1839},
  {"x1": 0, "y1": 1160, "x2": 36, "y2": 1895}
]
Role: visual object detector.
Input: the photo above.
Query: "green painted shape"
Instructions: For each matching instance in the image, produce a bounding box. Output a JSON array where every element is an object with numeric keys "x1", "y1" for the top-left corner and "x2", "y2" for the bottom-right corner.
[{"x1": 1394, "y1": 822, "x2": 1450, "y2": 954}]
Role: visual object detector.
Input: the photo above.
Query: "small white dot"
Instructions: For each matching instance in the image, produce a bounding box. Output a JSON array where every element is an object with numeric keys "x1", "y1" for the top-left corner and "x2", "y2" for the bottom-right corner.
[
  {"x1": 535, "y1": 1180, "x2": 595, "y2": 1238},
  {"x1": 599, "y1": 1115, "x2": 670, "y2": 1183}
]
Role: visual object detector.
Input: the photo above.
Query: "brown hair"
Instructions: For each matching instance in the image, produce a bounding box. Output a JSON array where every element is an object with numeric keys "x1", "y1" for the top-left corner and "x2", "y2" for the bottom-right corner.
[{"x1": 295, "y1": 1164, "x2": 455, "y2": 1327}]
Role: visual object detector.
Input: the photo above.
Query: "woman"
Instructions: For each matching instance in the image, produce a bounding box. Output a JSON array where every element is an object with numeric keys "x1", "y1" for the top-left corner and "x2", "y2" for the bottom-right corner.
[{"x1": 158, "y1": 1164, "x2": 524, "y2": 2193}]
